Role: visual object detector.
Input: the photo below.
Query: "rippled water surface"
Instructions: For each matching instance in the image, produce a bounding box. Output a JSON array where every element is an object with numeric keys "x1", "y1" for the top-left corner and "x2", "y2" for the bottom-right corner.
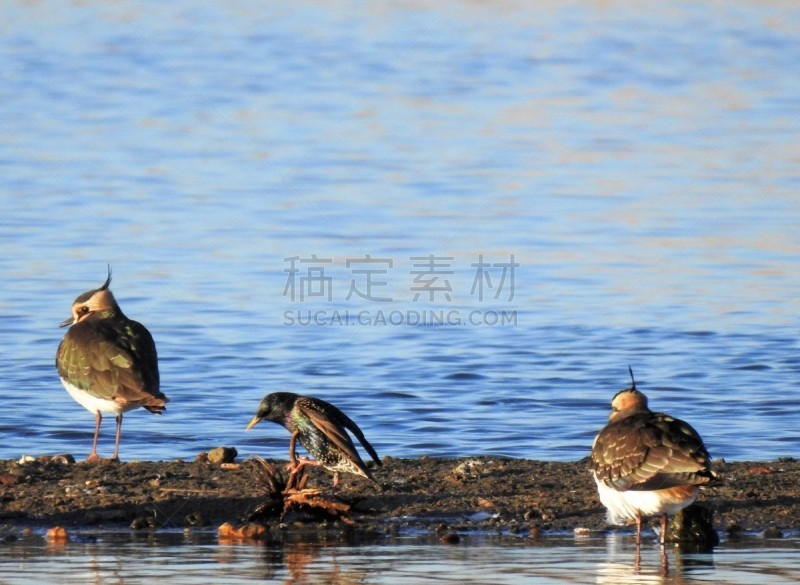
[
  {"x1": 2, "y1": 0, "x2": 799, "y2": 581},
  {"x1": 1, "y1": 532, "x2": 800, "y2": 584},
  {"x1": 2, "y1": 0, "x2": 799, "y2": 465}
]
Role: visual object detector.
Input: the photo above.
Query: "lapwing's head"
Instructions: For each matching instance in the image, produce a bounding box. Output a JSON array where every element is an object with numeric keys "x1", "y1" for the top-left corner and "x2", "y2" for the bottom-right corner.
[
  {"x1": 245, "y1": 392, "x2": 298, "y2": 430},
  {"x1": 60, "y1": 268, "x2": 120, "y2": 328},
  {"x1": 608, "y1": 366, "x2": 649, "y2": 422}
]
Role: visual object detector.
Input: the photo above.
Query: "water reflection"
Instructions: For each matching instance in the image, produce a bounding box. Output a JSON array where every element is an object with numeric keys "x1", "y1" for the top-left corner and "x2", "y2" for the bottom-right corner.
[
  {"x1": 596, "y1": 533, "x2": 716, "y2": 584},
  {"x1": 1, "y1": 530, "x2": 800, "y2": 583}
]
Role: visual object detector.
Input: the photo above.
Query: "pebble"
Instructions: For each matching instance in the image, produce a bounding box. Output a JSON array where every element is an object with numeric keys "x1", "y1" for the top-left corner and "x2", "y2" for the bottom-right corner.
[
  {"x1": 0, "y1": 474, "x2": 19, "y2": 485},
  {"x1": 466, "y1": 511, "x2": 496, "y2": 522},
  {"x1": 130, "y1": 516, "x2": 159, "y2": 530},
  {"x1": 46, "y1": 526, "x2": 68, "y2": 543},
  {"x1": 440, "y1": 532, "x2": 460, "y2": 544},
  {"x1": 450, "y1": 459, "x2": 487, "y2": 482},
  {"x1": 218, "y1": 522, "x2": 269, "y2": 540},
  {"x1": 761, "y1": 527, "x2": 784, "y2": 539},
  {"x1": 185, "y1": 512, "x2": 205, "y2": 527},
  {"x1": 41, "y1": 454, "x2": 76, "y2": 466},
  {"x1": 207, "y1": 447, "x2": 238, "y2": 465}
]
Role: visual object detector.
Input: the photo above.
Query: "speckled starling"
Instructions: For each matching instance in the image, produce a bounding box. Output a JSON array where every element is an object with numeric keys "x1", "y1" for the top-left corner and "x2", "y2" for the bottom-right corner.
[{"x1": 246, "y1": 392, "x2": 381, "y2": 488}]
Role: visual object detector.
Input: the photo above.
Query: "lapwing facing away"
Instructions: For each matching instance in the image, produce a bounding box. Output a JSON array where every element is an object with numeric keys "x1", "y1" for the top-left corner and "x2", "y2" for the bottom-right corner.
[
  {"x1": 246, "y1": 392, "x2": 381, "y2": 488},
  {"x1": 56, "y1": 268, "x2": 168, "y2": 461},
  {"x1": 590, "y1": 368, "x2": 718, "y2": 546}
]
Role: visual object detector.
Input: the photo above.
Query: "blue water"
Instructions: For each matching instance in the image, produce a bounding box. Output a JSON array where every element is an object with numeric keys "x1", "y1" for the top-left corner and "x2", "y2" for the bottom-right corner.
[
  {"x1": 1, "y1": 1, "x2": 799, "y2": 468},
  {"x1": 1, "y1": 531, "x2": 799, "y2": 584}
]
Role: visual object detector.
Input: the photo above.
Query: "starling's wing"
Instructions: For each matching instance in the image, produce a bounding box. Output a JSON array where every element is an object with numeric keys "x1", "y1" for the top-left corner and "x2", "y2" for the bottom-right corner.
[
  {"x1": 590, "y1": 412, "x2": 715, "y2": 492},
  {"x1": 56, "y1": 318, "x2": 166, "y2": 410},
  {"x1": 296, "y1": 398, "x2": 374, "y2": 469},
  {"x1": 330, "y1": 403, "x2": 381, "y2": 466}
]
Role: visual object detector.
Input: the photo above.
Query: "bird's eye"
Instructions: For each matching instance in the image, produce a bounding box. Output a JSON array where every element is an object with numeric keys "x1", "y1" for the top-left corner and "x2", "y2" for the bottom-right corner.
[{"x1": 79, "y1": 307, "x2": 90, "y2": 314}]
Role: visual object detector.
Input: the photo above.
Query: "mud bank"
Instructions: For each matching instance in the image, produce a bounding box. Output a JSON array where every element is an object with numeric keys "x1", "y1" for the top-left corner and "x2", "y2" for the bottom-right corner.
[{"x1": 0, "y1": 455, "x2": 797, "y2": 540}]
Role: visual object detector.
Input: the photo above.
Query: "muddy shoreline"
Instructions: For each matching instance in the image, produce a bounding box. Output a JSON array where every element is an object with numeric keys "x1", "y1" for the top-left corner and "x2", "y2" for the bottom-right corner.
[{"x1": 1, "y1": 454, "x2": 798, "y2": 541}]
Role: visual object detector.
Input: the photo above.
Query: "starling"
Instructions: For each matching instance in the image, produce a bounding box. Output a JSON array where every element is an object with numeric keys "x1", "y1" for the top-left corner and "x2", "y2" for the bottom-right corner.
[
  {"x1": 246, "y1": 392, "x2": 381, "y2": 488},
  {"x1": 590, "y1": 367, "x2": 718, "y2": 546},
  {"x1": 56, "y1": 268, "x2": 168, "y2": 461}
]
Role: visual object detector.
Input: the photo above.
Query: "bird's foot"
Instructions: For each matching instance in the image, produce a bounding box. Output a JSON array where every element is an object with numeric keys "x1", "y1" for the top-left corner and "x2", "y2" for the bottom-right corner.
[
  {"x1": 85, "y1": 454, "x2": 119, "y2": 464},
  {"x1": 286, "y1": 457, "x2": 318, "y2": 474}
]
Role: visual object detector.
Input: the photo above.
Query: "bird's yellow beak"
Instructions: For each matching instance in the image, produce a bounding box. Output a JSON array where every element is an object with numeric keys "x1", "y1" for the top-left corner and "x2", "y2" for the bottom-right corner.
[
  {"x1": 59, "y1": 316, "x2": 74, "y2": 328},
  {"x1": 245, "y1": 416, "x2": 262, "y2": 431}
]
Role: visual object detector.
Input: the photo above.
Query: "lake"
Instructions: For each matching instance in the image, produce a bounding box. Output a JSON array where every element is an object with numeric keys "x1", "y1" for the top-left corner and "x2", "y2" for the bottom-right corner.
[
  {"x1": 1, "y1": 531, "x2": 799, "y2": 584},
  {"x1": 1, "y1": 0, "x2": 798, "y2": 581}
]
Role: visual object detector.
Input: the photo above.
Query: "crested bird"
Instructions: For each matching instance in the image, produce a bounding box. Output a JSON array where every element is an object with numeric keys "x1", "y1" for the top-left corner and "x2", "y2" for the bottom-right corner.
[
  {"x1": 590, "y1": 367, "x2": 718, "y2": 546},
  {"x1": 56, "y1": 268, "x2": 168, "y2": 461},
  {"x1": 246, "y1": 392, "x2": 381, "y2": 488}
]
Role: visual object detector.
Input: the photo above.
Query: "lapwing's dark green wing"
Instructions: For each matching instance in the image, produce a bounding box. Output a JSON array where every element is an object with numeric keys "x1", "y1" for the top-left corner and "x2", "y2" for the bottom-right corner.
[
  {"x1": 56, "y1": 318, "x2": 164, "y2": 408},
  {"x1": 295, "y1": 398, "x2": 377, "y2": 469},
  {"x1": 590, "y1": 412, "x2": 714, "y2": 492}
]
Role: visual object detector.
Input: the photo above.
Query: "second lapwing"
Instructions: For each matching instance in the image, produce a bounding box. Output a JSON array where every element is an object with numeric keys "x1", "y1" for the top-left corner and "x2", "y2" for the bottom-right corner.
[{"x1": 590, "y1": 368, "x2": 719, "y2": 546}]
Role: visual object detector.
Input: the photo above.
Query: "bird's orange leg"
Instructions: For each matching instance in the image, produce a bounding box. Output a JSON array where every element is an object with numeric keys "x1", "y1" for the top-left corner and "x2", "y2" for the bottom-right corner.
[
  {"x1": 288, "y1": 431, "x2": 299, "y2": 467},
  {"x1": 111, "y1": 414, "x2": 123, "y2": 461},
  {"x1": 635, "y1": 512, "x2": 642, "y2": 546},
  {"x1": 87, "y1": 412, "x2": 103, "y2": 462},
  {"x1": 660, "y1": 514, "x2": 670, "y2": 575},
  {"x1": 286, "y1": 431, "x2": 319, "y2": 475}
]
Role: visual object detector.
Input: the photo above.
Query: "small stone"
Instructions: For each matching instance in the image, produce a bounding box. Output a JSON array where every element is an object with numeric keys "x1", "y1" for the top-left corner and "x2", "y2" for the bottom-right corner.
[
  {"x1": 0, "y1": 474, "x2": 19, "y2": 485},
  {"x1": 440, "y1": 533, "x2": 460, "y2": 545},
  {"x1": 130, "y1": 516, "x2": 159, "y2": 530},
  {"x1": 208, "y1": 447, "x2": 238, "y2": 465},
  {"x1": 726, "y1": 523, "x2": 744, "y2": 538},
  {"x1": 50, "y1": 454, "x2": 76, "y2": 466},
  {"x1": 17, "y1": 455, "x2": 35, "y2": 465},
  {"x1": 667, "y1": 504, "x2": 719, "y2": 549},
  {"x1": 185, "y1": 512, "x2": 205, "y2": 527},
  {"x1": 218, "y1": 522, "x2": 268, "y2": 540},
  {"x1": 195, "y1": 452, "x2": 209, "y2": 463},
  {"x1": 524, "y1": 509, "x2": 541, "y2": 521},
  {"x1": 761, "y1": 527, "x2": 784, "y2": 539},
  {"x1": 530, "y1": 526, "x2": 541, "y2": 539},
  {"x1": 239, "y1": 523, "x2": 268, "y2": 539},
  {"x1": 450, "y1": 459, "x2": 485, "y2": 482},
  {"x1": 46, "y1": 526, "x2": 68, "y2": 542},
  {"x1": 573, "y1": 527, "x2": 591, "y2": 537}
]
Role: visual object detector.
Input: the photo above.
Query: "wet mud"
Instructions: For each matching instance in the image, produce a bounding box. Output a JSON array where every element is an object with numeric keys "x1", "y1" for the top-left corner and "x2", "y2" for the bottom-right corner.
[{"x1": 0, "y1": 454, "x2": 797, "y2": 541}]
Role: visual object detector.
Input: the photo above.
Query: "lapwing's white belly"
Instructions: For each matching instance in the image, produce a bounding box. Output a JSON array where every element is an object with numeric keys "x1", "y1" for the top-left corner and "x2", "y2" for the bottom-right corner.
[
  {"x1": 61, "y1": 379, "x2": 138, "y2": 416},
  {"x1": 595, "y1": 479, "x2": 698, "y2": 525}
]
